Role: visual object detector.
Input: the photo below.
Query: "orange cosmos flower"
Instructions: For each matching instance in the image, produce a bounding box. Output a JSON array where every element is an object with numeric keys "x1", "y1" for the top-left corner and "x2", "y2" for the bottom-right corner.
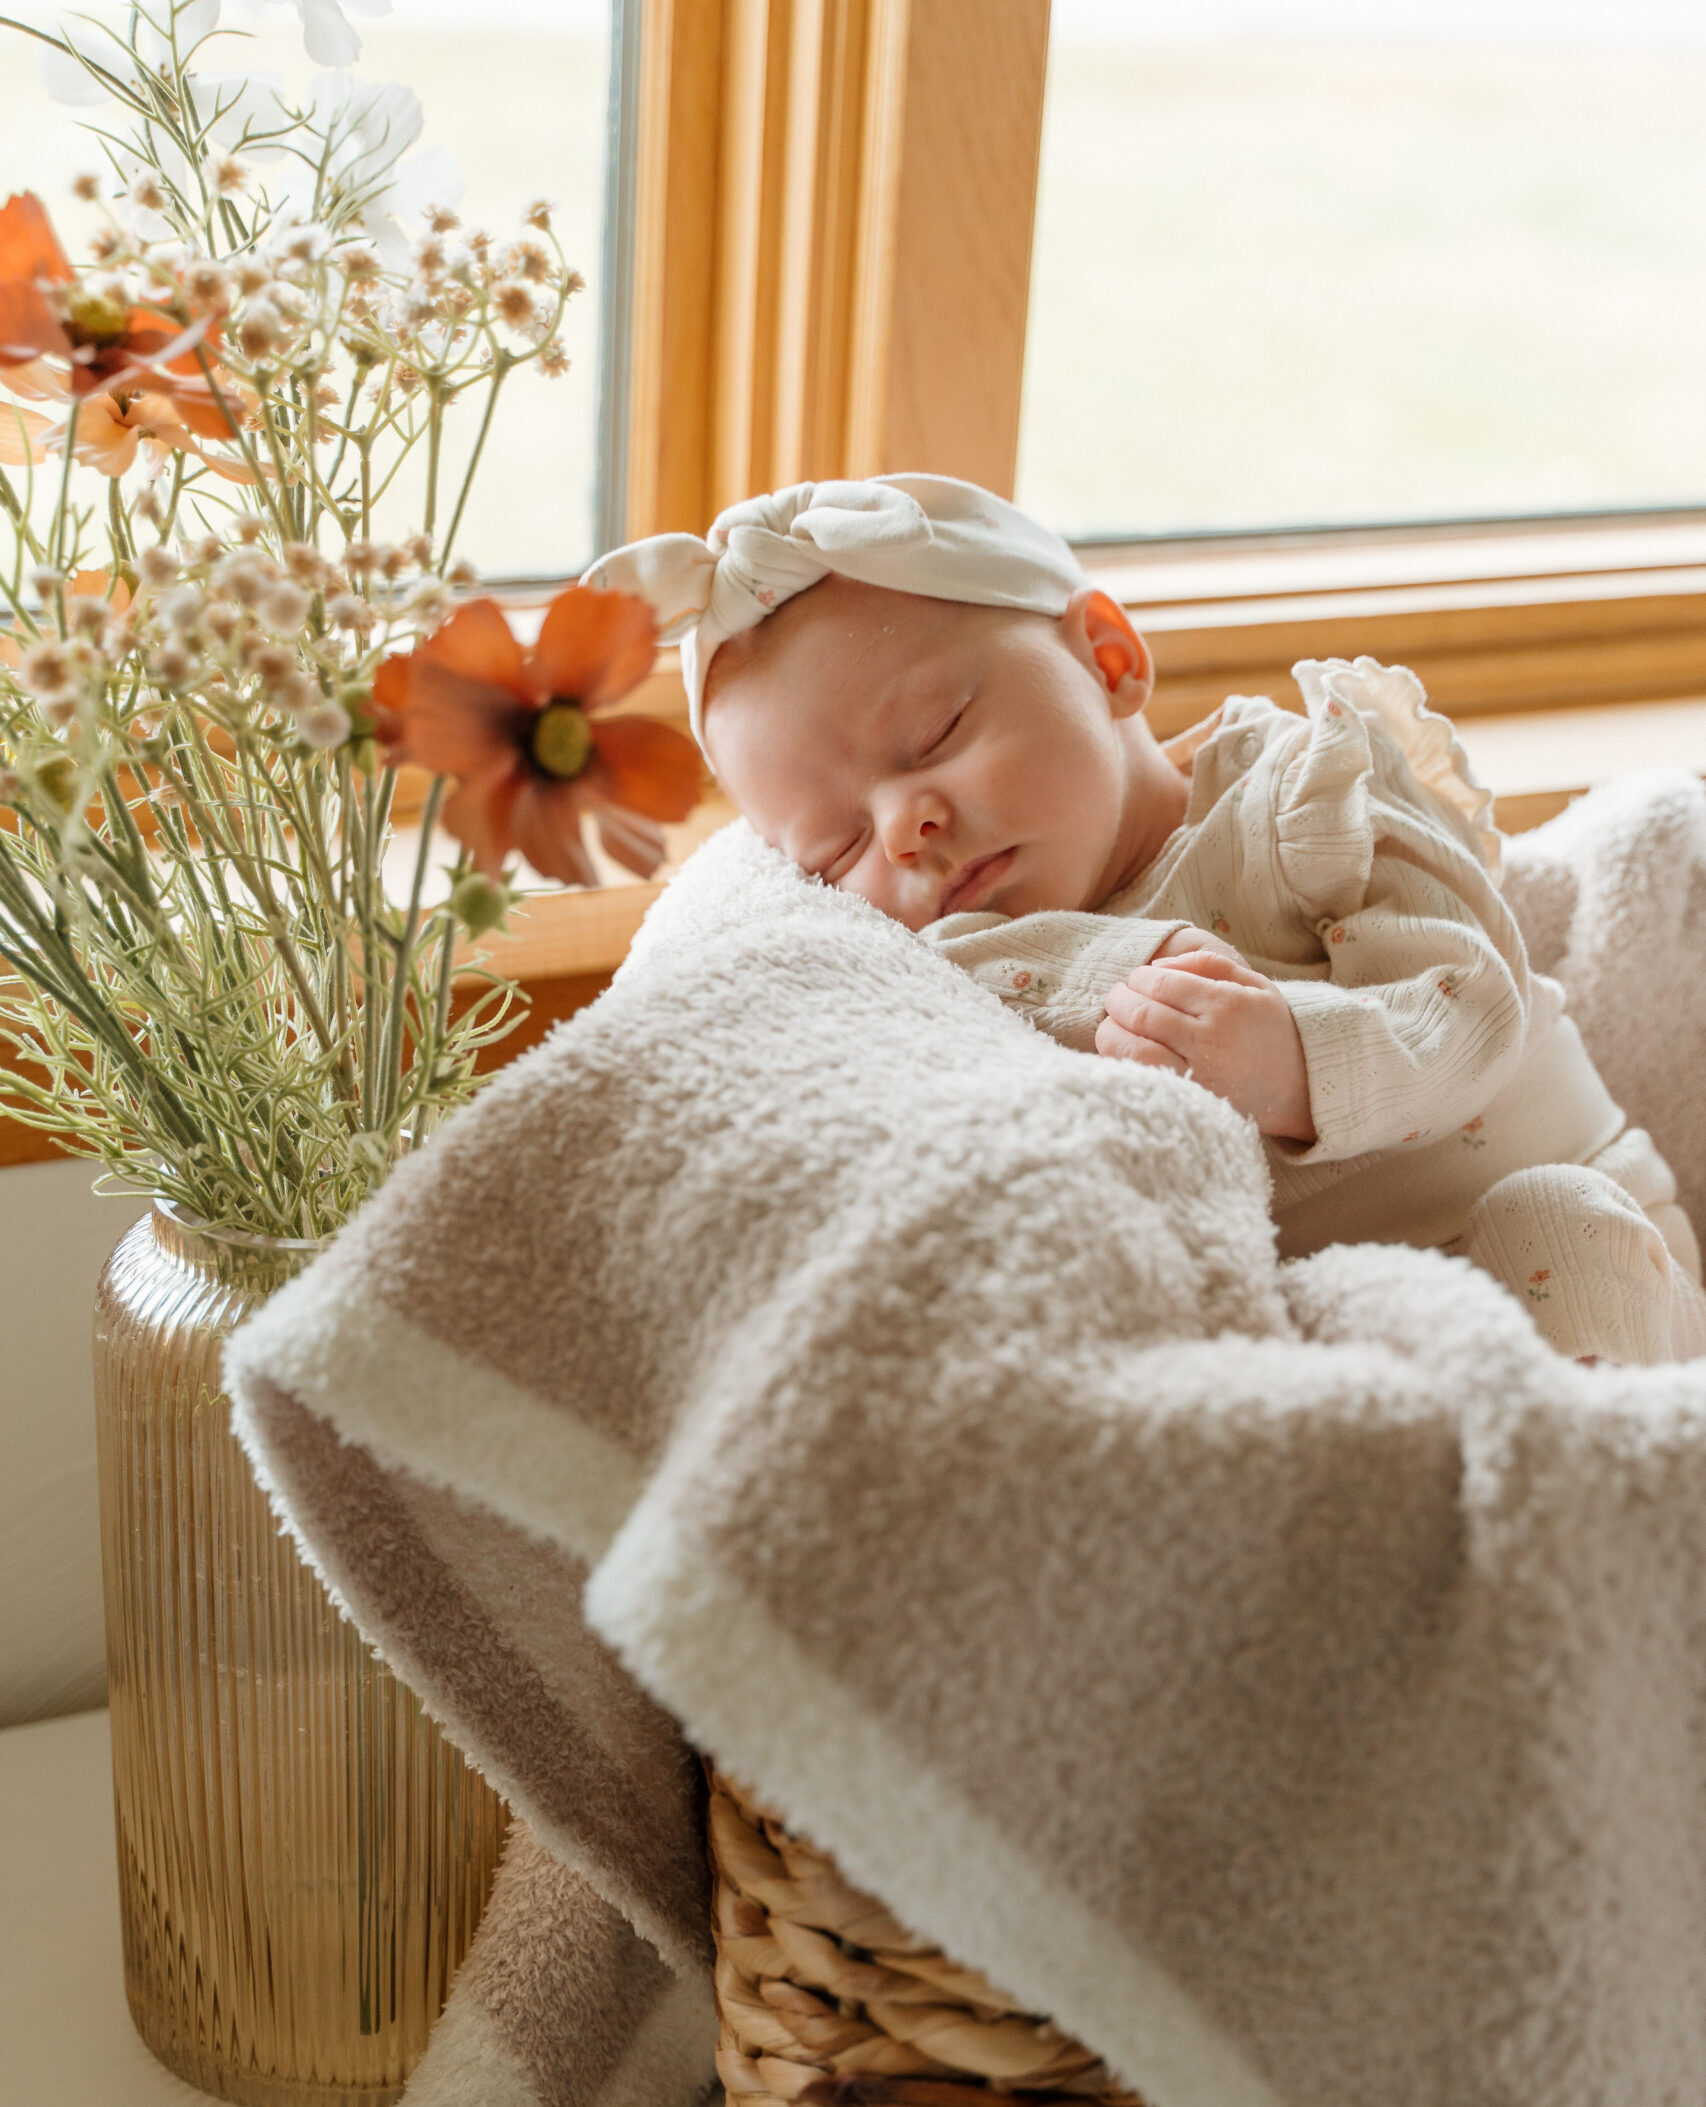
[
  {"x1": 0, "y1": 193, "x2": 245, "y2": 457},
  {"x1": 371, "y1": 586, "x2": 702, "y2": 889},
  {"x1": 0, "y1": 385, "x2": 256, "y2": 482}
]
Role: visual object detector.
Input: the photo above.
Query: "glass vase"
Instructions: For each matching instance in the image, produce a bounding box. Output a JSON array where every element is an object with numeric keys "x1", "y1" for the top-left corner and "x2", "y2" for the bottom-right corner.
[{"x1": 93, "y1": 1201, "x2": 509, "y2": 2105}]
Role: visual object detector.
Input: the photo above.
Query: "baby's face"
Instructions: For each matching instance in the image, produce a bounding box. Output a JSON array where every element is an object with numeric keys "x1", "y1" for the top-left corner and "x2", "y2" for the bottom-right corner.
[{"x1": 703, "y1": 577, "x2": 1172, "y2": 931}]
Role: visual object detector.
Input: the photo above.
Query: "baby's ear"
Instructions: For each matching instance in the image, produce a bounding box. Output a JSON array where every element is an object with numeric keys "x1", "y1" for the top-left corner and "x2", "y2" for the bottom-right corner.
[{"x1": 1065, "y1": 587, "x2": 1154, "y2": 716}]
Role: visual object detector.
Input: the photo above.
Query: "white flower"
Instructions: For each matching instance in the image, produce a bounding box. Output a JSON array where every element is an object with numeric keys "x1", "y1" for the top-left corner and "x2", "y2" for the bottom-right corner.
[
  {"x1": 351, "y1": 140, "x2": 465, "y2": 271},
  {"x1": 190, "y1": 73, "x2": 293, "y2": 160},
  {"x1": 34, "y1": 1, "x2": 221, "y2": 106},
  {"x1": 251, "y1": 0, "x2": 392, "y2": 69}
]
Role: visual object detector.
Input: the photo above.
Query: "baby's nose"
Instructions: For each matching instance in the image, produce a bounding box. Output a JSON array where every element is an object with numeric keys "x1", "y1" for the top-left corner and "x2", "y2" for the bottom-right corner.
[{"x1": 879, "y1": 787, "x2": 949, "y2": 863}]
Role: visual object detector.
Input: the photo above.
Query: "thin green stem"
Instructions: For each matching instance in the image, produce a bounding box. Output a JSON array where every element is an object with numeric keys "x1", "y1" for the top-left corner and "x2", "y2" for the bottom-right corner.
[
  {"x1": 379, "y1": 773, "x2": 443, "y2": 1126},
  {"x1": 441, "y1": 361, "x2": 509, "y2": 561}
]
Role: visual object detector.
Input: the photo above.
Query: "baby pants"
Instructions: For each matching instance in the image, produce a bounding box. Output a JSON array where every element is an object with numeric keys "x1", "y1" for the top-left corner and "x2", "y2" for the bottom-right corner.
[{"x1": 1454, "y1": 1131, "x2": 1706, "y2": 1365}]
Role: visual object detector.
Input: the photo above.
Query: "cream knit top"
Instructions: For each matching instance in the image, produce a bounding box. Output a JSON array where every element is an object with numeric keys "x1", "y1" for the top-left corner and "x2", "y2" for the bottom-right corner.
[{"x1": 922, "y1": 657, "x2": 1631, "y2": 1255}]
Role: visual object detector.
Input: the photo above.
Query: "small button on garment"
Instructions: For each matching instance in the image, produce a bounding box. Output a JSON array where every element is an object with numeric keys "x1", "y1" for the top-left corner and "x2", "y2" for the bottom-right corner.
[{"x1": 1237, "y1": 731, "x2": 1264, "y2": 768}]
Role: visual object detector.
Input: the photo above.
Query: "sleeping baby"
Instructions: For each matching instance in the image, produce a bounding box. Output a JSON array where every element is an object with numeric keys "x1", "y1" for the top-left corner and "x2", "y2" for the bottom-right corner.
[{"x1": 586, "y1": 474, "x2": 1706, "y2": 1366}]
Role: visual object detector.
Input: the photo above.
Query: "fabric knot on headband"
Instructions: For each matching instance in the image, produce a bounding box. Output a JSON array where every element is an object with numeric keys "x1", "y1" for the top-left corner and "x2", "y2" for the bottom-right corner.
[{"x1": 581, "y1": 472, "x2": 1089, "y2": 745}]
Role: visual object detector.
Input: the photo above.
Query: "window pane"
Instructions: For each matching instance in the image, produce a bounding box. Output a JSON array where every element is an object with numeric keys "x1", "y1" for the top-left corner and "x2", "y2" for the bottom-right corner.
[
  {"x1": 1016, "y1": 0, "x2": 1706, "y2": 540},
  {"x1": 0, "y1": 0, "x2": 613, "y2": 575}
]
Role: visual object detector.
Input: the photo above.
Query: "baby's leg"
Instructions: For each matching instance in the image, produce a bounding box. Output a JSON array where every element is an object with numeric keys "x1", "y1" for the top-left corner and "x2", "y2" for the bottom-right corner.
[{"x1": 1458, "y1": 1164, "x2": 1706, "y2": 1365}]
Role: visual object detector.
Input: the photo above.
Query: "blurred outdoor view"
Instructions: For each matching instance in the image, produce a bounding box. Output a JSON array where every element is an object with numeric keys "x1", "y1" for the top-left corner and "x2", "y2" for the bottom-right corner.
[
  {"x1": 1019, "y1": 0, "x2": 1706, "y2": 541},
  {"x1": 0, "y1": 0, "x2": 611, "y2": 576}
]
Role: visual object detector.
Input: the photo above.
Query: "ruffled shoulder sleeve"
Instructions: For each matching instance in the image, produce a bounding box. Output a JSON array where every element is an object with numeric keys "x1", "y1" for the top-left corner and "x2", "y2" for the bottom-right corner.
[
  {"x1": 1273, "y1": 657, "x2": 1499, "y2": 922},
  {"x1": 1296, "y1": 657, "x2": 1500, "y2": 874}
]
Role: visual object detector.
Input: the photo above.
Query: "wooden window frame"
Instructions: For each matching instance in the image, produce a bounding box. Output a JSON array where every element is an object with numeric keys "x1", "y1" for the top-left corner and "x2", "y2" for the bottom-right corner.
[{"x1": 617, "y1": 0, "x2": 1706, "y2": 752}]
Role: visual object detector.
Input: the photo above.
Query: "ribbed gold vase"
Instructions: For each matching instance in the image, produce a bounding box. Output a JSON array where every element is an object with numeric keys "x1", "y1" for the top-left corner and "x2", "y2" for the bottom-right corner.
[{"x1": 93, "y1": 1202, "x2": 509, "y2": 2105}]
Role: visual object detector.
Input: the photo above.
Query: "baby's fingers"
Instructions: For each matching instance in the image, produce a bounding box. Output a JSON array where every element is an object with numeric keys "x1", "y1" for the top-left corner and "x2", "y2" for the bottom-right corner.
[
  {"x1": 1095, "y1": 1015, "x2": 1190, "y2": 1071},
  {"x1": 1103, "y1": 980, "x2": 1196, "y2": 1055}
]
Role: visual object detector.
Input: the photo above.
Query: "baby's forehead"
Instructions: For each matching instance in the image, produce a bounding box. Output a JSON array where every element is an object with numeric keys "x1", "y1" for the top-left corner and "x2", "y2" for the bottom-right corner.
[{"x1": 708, "y1": 578, "x2": 1007, "y2": 703}]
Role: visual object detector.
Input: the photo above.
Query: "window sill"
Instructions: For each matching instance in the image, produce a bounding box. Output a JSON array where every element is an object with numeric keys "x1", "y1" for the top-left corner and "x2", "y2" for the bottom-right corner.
[{"x1": 1082, "y1": 512, "x2": 1706, "y2": 739}]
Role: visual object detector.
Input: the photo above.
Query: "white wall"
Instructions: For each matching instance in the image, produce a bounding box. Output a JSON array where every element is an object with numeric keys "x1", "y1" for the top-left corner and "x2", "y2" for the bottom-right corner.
[{"x1": 0, "y1": 1163, "x2": 148, "y2": 1728}]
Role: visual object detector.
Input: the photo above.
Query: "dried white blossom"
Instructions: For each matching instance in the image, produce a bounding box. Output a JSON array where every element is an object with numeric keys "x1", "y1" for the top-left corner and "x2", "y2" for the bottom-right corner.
[
  {"x1": 501, "y1": 237, "x2": 553, "y2": 285},
  {"x1": 271, "y1": 220, "x2": 332, "y2": 270},
  {"x1": 29, "y1": 566, "x2": 64, "y2": 598},
  {"x1": 445, "y1": 557, "x2": 477, "y2": 589},
  {"x1": 246, "y1": 641, "x2": 298, "y2": 688},
  {"x1": 342, "y1": 540, "x2": 378, "y2": 576},
  {"x1": 150, "y1": 643, "x2": 198, "y2": 687},
  {"x1": 282, "y1": 542, "x2": 334, "y2": 589},
  {"x1": 327, "y1": 592, "x2": 376, "y2": 635},
  {"x1": 208, "y1": 153, "x2": 250, "y2": 197},
  {"x1": 211, "y1": 552, "x2": 274, "y2": 606},
  {"x1": 296, "y1": 699, "x2": 351, "y2": 749},
  {"x1": 523, "y1": 198, "x2": 552, "y2": 232},
  {"x1": 139, "y1": 546, "x2": 180, "y2": 590},
  {"x1": 408, "y1": 583, "x2": 452, "y2": 628},
  {"x1": 21, "y1": 638, "x2": 75, "y2": 698},
  {"x1": 184, "y1": 261, "x2": 233, "y2": 313},
  {"x1": 128, "y1": 170, "x2": 167, "y2": 214},
  {"x1": 237, "y1": 301, "x2": 288, "y2": 358},
  {"x1": 68, "y1": 596, "x2": 110, "y2": 640},
  {"x1": 159, "y1": 585, "x2": 205, "y2": 632},
  {"x1": 233, "y1": 514, "x2": 267, "y2": 546},
  {"x1": 275, "y1": 670, "x2": 322, "y2": 718},
  {"x1": 260, "y1": 581, "x2": 312, "y2": 634},
  {"x1": 491, "y1": 280, "x2": 541, "y2": 332}
]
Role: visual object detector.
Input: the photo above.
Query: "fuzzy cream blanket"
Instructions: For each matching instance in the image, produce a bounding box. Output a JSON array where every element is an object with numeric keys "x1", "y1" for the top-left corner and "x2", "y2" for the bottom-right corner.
[{"x1": 226, "y1": 769, "x2": 1706, "y2": 2107}]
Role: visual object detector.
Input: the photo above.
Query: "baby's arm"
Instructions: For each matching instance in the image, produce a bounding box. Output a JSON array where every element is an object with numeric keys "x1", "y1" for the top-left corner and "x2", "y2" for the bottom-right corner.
[
  {"x1": 921, "y1": 910, "x2": 1237, "y2": 1052},
  {"x1": 1102, "y1": 858, "x2": 1529, "y2": 1162}
]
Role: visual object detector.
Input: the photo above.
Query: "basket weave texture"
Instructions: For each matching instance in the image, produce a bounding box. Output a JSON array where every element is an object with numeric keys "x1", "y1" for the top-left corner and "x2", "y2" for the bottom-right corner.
[{"x1": 707, "y1": 1766, "x2": 1148, "y2": 2106}]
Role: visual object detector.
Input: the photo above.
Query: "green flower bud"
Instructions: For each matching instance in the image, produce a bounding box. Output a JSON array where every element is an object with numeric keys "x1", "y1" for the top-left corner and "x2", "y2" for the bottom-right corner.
[
  {"x1": 34, "y1": 753, "x2": 78, "y2": 812},
  {"x1": 449, "y1": 869, "x2": 512, "y2": 937}
]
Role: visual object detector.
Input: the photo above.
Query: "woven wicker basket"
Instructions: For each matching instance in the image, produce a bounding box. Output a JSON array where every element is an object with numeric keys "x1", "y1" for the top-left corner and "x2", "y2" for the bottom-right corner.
[{"x1": 707, "y1": 1767, "x2": 1147, "y2": 2106}]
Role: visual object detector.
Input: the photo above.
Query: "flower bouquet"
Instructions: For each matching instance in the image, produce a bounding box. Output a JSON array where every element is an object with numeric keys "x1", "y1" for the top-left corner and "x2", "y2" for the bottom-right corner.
[
  {"x1": 0, "y1": 4, "x2": 701, "y2": 2095},
  {"x1": 0, "y1": 0, "x2": 700, "y2": 1236}
]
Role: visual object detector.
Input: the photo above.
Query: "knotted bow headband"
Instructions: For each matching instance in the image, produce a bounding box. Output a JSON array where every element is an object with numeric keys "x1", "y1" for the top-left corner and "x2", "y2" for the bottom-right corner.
[{"x1": 581, "y1": 473, "x2": 1089, "y2": 746}]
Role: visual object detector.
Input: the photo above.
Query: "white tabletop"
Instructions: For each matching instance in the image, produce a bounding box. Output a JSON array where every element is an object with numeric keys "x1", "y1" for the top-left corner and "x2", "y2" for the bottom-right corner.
[{"x1": 0, "y1": 1708, "x2": 209, "y2": 2107}]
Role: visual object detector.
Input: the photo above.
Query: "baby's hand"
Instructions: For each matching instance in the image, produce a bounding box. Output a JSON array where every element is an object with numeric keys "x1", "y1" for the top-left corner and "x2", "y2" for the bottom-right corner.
[{"x1": 1096, "y1": 949, "x2": 1317, "y2": 1144}]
